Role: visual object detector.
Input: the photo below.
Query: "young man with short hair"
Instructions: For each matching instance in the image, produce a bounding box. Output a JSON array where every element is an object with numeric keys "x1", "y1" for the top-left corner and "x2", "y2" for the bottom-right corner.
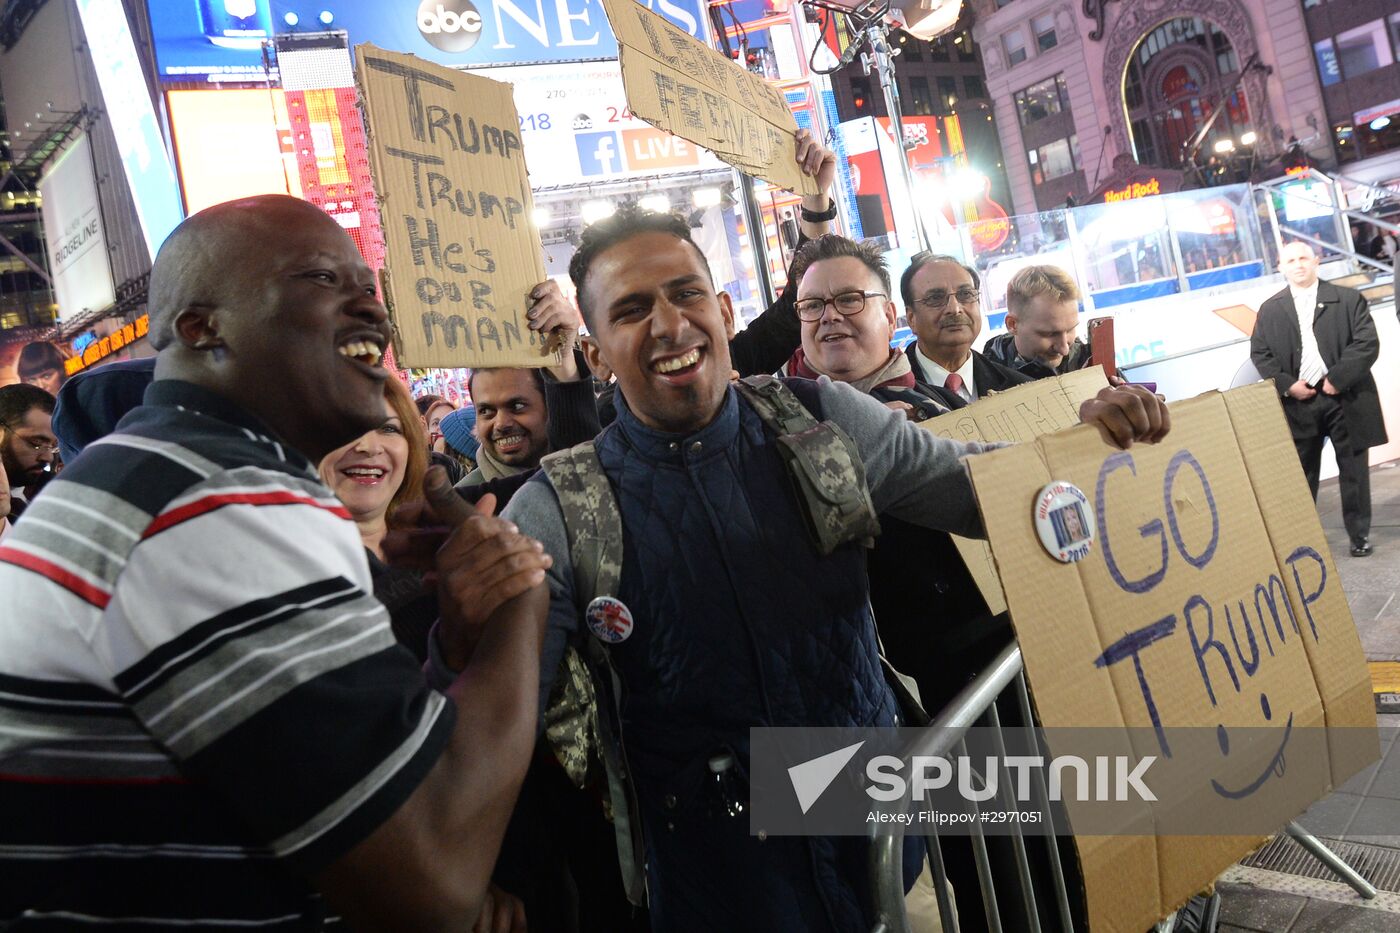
[{"x1": 985, "y1": 264, "x2": 1093, "y2": 380}]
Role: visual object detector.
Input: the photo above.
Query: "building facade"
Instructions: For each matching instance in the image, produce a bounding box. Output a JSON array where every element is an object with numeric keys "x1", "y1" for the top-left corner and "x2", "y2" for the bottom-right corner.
[
  {"x1": 1303, "y1": 0, "x2": 1400, "y2": 184},
  {"x1": 969, "y1": 0, "x2": 1334, "y2": 215}
]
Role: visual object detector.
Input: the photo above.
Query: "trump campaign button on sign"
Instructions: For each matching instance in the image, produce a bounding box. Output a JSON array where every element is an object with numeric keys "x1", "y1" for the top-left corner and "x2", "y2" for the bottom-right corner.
[
  {"x1": 1034, "y1": 481, "x2": 1096, "y2": 563},
  {"x1": 586, "y1": 596, "x2": 634, "y2": 644}
]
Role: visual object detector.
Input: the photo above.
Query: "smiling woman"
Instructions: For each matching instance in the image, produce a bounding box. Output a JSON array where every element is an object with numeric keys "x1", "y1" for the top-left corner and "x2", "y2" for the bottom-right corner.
[
  {"x1": 320, "y1": 375, "x2": 438, "y2": 660},
  {"x1": 319, "y1": 376, "x2": 428, "y2": 560}
]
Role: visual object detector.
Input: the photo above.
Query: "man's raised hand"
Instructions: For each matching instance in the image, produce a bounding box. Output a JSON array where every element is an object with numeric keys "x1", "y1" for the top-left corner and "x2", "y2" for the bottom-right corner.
[
  {"x1": 1078, "y1": 384, "x2": 1171, "y2": 449},
  {"x1": 385, "y1": 467, "x2": 552, "y2": 670}
]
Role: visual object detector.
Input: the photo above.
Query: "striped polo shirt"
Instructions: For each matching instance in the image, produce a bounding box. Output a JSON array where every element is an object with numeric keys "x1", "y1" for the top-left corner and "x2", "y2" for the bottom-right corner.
[{"x1": 0, "y1": 380, "x2": 454, "y2": 929}]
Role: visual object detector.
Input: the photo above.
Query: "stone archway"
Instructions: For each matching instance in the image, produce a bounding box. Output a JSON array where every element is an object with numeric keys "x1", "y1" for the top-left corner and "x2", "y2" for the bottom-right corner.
[{"x1": 1101, "y1": 0, "x2": 1277, "y2": 164}]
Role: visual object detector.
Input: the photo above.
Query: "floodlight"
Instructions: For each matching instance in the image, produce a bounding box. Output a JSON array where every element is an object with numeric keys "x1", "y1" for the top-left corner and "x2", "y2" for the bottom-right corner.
[{"x1": 897, "y1": 0, "x2": 961, "y2": 42}]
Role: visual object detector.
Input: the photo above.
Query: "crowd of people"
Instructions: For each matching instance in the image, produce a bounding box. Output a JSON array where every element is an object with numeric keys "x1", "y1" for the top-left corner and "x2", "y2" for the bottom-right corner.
[{"x1": 0, "y1": 128, "x2": 1383, "y2": 933}]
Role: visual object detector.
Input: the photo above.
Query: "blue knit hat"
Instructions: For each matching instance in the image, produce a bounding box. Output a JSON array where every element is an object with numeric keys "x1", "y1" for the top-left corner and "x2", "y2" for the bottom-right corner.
[{"x1": 438, "y1": 405, "x2": 479, "y2": 459}]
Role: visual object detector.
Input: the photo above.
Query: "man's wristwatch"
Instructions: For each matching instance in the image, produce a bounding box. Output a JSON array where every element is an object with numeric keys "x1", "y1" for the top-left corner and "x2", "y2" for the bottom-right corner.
[{"x1": 800, "y1": 196, "x2": 837, "y2": 223}]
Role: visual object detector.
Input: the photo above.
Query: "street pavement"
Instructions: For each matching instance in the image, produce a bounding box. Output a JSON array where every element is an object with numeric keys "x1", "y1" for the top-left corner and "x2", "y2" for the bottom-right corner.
[{"x1": 1215, "y1": 460, "x2": 1400, "y2": 932}]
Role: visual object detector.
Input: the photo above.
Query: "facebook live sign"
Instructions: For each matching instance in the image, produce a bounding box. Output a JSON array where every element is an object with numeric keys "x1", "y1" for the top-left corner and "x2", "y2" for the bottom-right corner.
[{"x1": 485, "y1": 61, "x2": 723, "y2": 186}]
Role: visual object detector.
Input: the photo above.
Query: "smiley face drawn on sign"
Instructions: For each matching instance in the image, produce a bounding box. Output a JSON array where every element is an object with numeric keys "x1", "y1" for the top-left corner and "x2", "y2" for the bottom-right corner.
[{"x1": 1209, "y1": 692, "x2": 1294, "y2": 799}]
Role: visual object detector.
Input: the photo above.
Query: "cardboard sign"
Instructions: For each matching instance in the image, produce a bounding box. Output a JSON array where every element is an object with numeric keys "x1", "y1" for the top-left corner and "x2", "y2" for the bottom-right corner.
[
  {"x1": 357, "y1": 45, "x2": 561, "y2": 369},
  {"x1": 598, "y1": 0, "x2": 819, "y2": 196},
  {"x1": 966, "y1": 381, "x2": 1377, "y2": 931},
  {"x1": 916, "y1": 367, "x2": 1110, "y2": 614}
]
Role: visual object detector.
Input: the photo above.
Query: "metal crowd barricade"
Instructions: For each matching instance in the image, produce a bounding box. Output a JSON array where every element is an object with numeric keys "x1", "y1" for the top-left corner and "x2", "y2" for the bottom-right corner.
[{"x1": 869, "y1": 640, "x2": 1378, "y2": 933}]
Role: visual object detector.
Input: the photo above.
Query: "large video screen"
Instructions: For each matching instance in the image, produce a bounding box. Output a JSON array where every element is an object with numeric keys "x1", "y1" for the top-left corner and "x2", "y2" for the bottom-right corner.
[
  {"x1": 147, "y1": 0, "x2": 708, "y2": 83},
  {"x1": 168, "y1": 89, "x2": 301, "y2": 213}
]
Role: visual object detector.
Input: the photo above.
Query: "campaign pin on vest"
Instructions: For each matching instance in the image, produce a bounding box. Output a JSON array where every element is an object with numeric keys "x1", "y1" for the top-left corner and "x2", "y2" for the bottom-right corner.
[
  {"x1": 586, "y1": 596, "x2": 634, "y2": 643},
  {"x1": 1034, "y1": 481, "x2": 1096, "y2": 563}
]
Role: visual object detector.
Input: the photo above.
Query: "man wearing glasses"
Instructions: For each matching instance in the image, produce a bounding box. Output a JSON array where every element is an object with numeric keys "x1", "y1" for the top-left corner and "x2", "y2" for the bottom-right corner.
[
  {"x1": 784, "y1": 235, "x2": 959, "y2": 417},
  {"x1": 0, "y1": 383, "x2": 57, "y2": 532},
  {"x1": 900, "y1": 253, "x2": 1029, "y2": 403}
]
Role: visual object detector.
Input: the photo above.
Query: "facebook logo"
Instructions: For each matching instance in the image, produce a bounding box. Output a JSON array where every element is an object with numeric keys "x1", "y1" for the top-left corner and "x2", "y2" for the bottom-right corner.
[{"x1": 576, "y1": 131, "x2": 623, "y2": 176}]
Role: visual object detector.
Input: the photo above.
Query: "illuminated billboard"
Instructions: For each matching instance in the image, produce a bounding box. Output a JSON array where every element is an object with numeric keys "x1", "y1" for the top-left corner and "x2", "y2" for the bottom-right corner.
[
  {"x1": 76, "y1": 0, "x2": 185, "y2": 258},
  {"x1": 276, "y1": 33, "x2": 385, "y2": 275},
  {"x1": 165, "y1": 39, "x2": 384, "y2": 272},
  {"x1": 484, "y1": 61, "x2": 724, "y2": 187},
  {"x1": 39, "y1": 134, "x2": 117, "y2": 323},
  {"x1": 168, "y1": 89, "x2": 301, "y2": 213},
  {"x1": 148, "y1": 0, "x2": 708, "y2": 82}
]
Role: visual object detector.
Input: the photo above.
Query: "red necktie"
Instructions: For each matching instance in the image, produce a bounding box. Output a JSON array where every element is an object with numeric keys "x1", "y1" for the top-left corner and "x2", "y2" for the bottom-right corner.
[{"x1": 944, "y1": 373, "x2": 965, "y2": 396}]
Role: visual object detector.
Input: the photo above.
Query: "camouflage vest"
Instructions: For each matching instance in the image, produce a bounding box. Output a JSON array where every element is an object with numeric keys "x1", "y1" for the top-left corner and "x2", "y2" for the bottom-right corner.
[{"x1": 538, "y1": 376, "x2": 882, "y2": 905}]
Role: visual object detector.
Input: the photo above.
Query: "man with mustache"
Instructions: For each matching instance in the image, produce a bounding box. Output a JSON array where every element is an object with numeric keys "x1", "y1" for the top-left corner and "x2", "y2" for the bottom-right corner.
[
  {"x1": 902, "y1": 252, "x2": 1030, "y2": 403},
  {"x1": 461, "y1": 367, "x2": 558, "y2": 486}
]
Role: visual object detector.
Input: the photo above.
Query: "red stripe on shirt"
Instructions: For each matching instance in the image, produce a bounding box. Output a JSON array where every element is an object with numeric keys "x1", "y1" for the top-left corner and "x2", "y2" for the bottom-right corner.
[
  {"x1": 143, "y1": 492, "x2": 352, "y2": 539},
  {"x1": 0, "y1": 547, "x2": 112, "y2": 609}
]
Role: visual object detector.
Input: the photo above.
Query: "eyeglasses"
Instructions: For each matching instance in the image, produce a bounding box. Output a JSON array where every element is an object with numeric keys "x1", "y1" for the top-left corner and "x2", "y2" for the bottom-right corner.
[
  {"x1": 1, "y1": 424, "x2": 58, "y2": 454},
  {"x1": 912, "y1": 287, "x2": 981, "y2": 312},
  {"x1": 794, "y1": 290, "x2": 887, "y2": 322}
]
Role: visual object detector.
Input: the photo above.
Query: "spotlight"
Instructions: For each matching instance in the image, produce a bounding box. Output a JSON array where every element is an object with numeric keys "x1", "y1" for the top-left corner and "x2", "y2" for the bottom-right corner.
[
  {"x1": 1212, "y1": 138, "x2": 1235, "y2": 154},
  {"x1": 692, "y1": 187, "x2": 721, "y2": 208},
  {"x1": 1370, "y1": 116, "x2": 1392, "y2": 131},
  {"x1": 283, "y1": 11, "x2": 299, "y2": 25},
  {"x1": 532, "y1": 206, "x2": 552, "y2": 227},
  {"x1": 319, "y1": 10, "x2": 334, "y2": 24},
  {"x1": 639, "y1": 194, "x2": 671, "y2": 213},
  {"x1": 1239, "y1": 130, "x2": 1257, "y2": 146},
  {"x1": 581, "y1": 200, "x2": 616, "y2": 224}
]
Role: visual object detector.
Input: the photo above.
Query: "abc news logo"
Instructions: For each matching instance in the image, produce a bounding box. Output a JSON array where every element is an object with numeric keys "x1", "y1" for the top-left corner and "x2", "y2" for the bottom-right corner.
[{"x1": 418, "y1": 0, "x2": 484, "y2": 52}]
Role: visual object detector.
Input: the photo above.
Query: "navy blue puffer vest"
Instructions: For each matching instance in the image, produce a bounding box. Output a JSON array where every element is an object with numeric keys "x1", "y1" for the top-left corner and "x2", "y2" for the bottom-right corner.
[{"x1": 592, "y1": 383, "x2": 910, "y2": 932}]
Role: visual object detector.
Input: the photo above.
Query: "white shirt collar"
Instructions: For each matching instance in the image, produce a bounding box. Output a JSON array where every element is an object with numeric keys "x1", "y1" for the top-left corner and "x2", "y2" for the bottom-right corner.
[
  {"x1": 915, "y1": 345, "x2": 975, "y2": 401},
  {"x1": 1288, "y1": 280, "x2": 1319, "y2": 304}
]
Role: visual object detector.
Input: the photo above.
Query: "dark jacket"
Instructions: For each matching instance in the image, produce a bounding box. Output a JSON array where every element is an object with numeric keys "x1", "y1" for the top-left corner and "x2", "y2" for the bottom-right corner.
[
  {"x1": 1250, "y1": 280, "x2": 1388, "y2": 452},
  {"x1": 865, "y1": 383, "x2": 1009, "y2": 715},
  {"x1": 904, "y1": 345, "x2": 1031, "y2": 405},
  {"x1": 591, "y1": 385, "x2": 919, "y2": 931},
  {"x1": 870, "y1": 383, "x2": 958, "y2": 420},
  {"x1": 983, "y1": 332, "x2": 1094, "y2": 381},
  {"x1": 52, "y1": 357, "x2": 158, "y2": 462}
]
